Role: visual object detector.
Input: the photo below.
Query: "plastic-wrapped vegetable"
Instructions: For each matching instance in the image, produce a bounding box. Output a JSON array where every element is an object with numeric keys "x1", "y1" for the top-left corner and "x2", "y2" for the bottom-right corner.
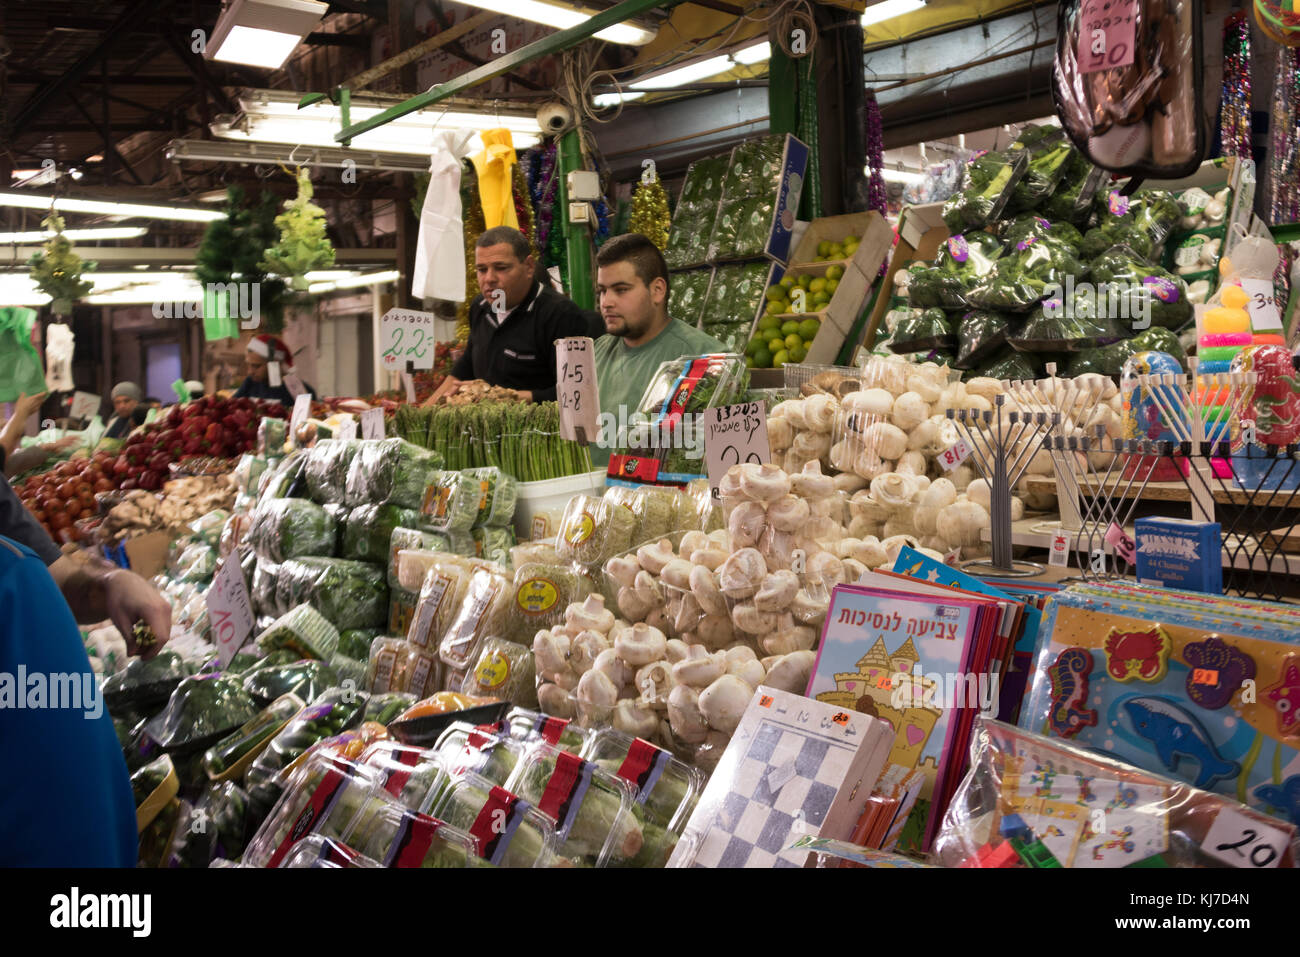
[
  {"x1": 330, "y1": 652, "x2": 366, "y2": 689},
  {"x1": 503, "y1": 707, "x2": 594, "y2": 754},
  {"x1": 1129, "y1": 326, "x2": 1187, "y2": 366},
  {"x1": 143, "y1": 674, "x2": 260, "y2": 753},
  {"x1": 1042, "y1": 151, "x2": 1105, "y2": 224},
  {"x1": 388, "y1": 587, "x2": 418, "y2": 637},
  {"x1": 1007, "y1": 126, "x2": 1076, "y2": 211},
  {"x1": 470, "y1": 525, "x2": 515, "y2": 567},
  {"x1": 506, "y1": 743, "x2": 643, "y2": 868},
  {"x1": 667, "y1": 269, "x2": 712, "y2": 327},
  {"x1": 345, "y1": 438, "x2": 442, "y2": 509},
  {"x1": 1007, "y1": 294, "x2": 1125, "y2": 352},
  {"x1": 387, "y1": 529, "x2": 450, "y2": 587},
  {"x1": 1067, "y1": 337, "x2": 1138, "y2": 376},
  {"x1": 342, "y1": 503, "x2": 418, "y2": 564},
  {"x1": 507, "y1": 562, "x2": 590, "y2": 639},
  {"x1": 965, "y1": 232, "x2": 1086, "y2": 312},
  {"x1": 103, "y1": 649, "x2": 189, "y2": 715},
  {"x1": 303, "y1": 439, "x2": 362, "y2": 505},
  {"x1": 247, "y1": 498, "x2": 336, "y2": 563},
  {"x1": 276, "y1": 557, "x2": 390, "y2": 632},
  {"x1": 584, "y1": 728, "x2": 705, "y2": 836},
  {"x1": 207, "y1": 781, "x2": 255, "y2": 863},
  {"x1": 257, "y1": 417, "x2": 288, "y2": 457},
  {"x1": 955, "y1": 310, "x2": 1016, "y2": 369},
  {"x1": 556, "y1": 495, "x2": 637, "y2": 567},
  {"x1": 427, "y1": 773, "x2": 557, "y2": 867},
  {"x1": 366, "y1": 636, "x2": 409, "y2": 694},
  {"x1": 243, "y1": 754, "x2": 384, "y2": 867},
  {"x1": 432, "y1": 723, "x2": 525, "y2": 785},
  {"x1": 251, "y1": 560, "x2": 283, "y2": 619},
  {"x1": 398, "y1": 643, "x2": 443, "y2": 699},
  {"x1": 464, "y1": 467, "x2": 518, "y2": 528},
  {"x1": 907, "y1": 233, "x2": 1004, "y2": 309},
  {"x1": 406, "y1": 559, "x2": 475, "y2": 650},
  {"x1": 244, "y1": 688, "x2": 370, "y2": 798},
  {"x1": 1088, "y1": 245, "x2": 1192, "y2": 330},
  {"x1": 941, "y1": 150, "x2": 1030, "y2": 231},
  {"x1": 188, "y1": 510, "x2": 230, "y2": 549},
  {"x1": 420, "y1": 470, "x2": 479, "y2": 533},
  {"x1": 346, "y1": 804, "x2": 482, "y2": 868},
  {"x1": 242, "y1": 661, "x2": 337, "y2": 706},
  {"x1": 461, "y1": 637, "x2": 537, "y2": 707},
  {"x1": 438, "y1": 567, "x2": 512, "y2": 672},
  {"x1": 278, "y1": 834, "x2": 382, "y2": 869},
  {"x1": 255, "y1": 603, "x2": 341, "y2": 662},
  {"x1": 364, "y1": 691, "x2": 415, "y2": 725},
  {"x1": 972, "y1": 348, "x2": 1043, "y2": 382},
  {"x1": 171, "y1": 542, "x2": 217, "y2": 584},
  {"x1": 257, "y1": 448, "x2": 309, "y2": 504},
  {"x1": 202, "y1": 693, "x2": 303, "y2": 779},
  {"x1": 338, "y1": 628, "x2": 381, "y2": 662},
  {"x1": 888, "y1": 308, "x2": 957, "y2": 353},
  {"x1": 999, "y1": 213, "x2": 1084, "y2": 252}
]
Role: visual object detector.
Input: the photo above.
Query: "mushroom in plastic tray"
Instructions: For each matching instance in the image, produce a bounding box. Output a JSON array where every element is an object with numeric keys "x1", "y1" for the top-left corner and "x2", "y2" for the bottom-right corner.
[{"x1": 384, "y1": 691, "x2": 509, "y2": 747}]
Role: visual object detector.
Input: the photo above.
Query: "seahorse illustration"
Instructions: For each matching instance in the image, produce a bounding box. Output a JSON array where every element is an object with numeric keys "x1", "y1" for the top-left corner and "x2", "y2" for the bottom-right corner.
[{"x1": 1048, "y1": 648, "x2": 1098, "y2": 738}]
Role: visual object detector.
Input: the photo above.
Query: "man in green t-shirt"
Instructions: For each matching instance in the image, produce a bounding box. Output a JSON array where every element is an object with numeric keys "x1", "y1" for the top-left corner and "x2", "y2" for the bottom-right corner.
[{"x1": 590, "y1": 234, "x2": 726, "y2": 470}]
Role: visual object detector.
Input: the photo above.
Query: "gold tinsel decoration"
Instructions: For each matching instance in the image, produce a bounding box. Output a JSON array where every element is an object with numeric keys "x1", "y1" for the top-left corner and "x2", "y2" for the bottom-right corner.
[{"x1": 628, "y1": 172, "x2": 671, "y2": 251}]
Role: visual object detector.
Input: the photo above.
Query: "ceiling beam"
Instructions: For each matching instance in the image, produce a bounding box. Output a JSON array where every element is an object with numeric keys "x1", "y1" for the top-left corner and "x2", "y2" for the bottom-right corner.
[
  {"x1": 305, "y1": 32, "x2": 370, "y2": 48},
  {"x1": 27, "y1": 121, "x2": 178, "y2": 132},
  {"x1": 161, "y1": 28, "x2": 236, "y2": 115},
  {"x1": 66, "y1": 92, "x2": 147, "y2": 186},
  {"x1": 7, "y1": 72, "x2": 197, "y2": 86},
  {"x1": 5, "y1": 0, "x2": 160, "y2": 140}
]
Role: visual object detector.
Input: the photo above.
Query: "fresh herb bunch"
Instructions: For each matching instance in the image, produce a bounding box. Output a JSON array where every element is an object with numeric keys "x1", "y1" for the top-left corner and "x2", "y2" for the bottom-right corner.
[
  {"x1": 261, "y1": 169, "x2": 335, "y2": 291},
  {"x1": 28, "y1": 213, "x2": 95, "y2": 313}
]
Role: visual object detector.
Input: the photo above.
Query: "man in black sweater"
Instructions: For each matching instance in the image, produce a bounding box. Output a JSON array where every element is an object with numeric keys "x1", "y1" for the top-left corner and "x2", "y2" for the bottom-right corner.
[{"x1": 425, "y1": 227, "x2": 601, "y2": 405}]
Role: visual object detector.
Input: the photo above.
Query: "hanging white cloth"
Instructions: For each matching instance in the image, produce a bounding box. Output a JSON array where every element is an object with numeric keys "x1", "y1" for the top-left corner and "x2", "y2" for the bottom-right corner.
[
  {"x1": 45, "y1": 321, "x2": 75, "y2": 392},
  {"x1": 411, "y1": 128, "x2": 478, "y2": 303}
]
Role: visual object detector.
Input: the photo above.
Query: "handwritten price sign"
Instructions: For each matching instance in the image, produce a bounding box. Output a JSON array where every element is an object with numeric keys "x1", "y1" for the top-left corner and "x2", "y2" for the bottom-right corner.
[
  {"x1": 1202, "y1": 806, "x2": 1289, "y2": 868},
  {"x1": 1078, "y1": 0, "x2": 1137, "y2": 74},
  {"x1": 380, "y1": 308, "x2": 438, "y2": 370},
  {"x1": 207, "y1": 557, "x2": 255, "y2": 668},
  {"x1": 704, "y1": 401, "x2": 770, "y2": 500},
  {"x1": 1105, "y1": 521, "x2": 1136, "y2": 565},
  {"x1": 70, "y1": 391, "x2": 101, "y2": 421},
  {"x1": 1241, "y1": 278, "x2": 1283, "y2": 332},
  {"x1": 361, "y1": 407, "x2": 385, "y2": 441},
  {"x1": 555, "y1": 337, "x2": 600, "y2": 442},
  {"x1": 938, "y1": 438, "x2": 973, "y2": 471}
]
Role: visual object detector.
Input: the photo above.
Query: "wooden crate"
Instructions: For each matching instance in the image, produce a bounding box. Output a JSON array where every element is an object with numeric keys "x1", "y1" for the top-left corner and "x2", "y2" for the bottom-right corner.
[{"x1": 789, "y1": 211, "x2": 889, "y2": 275}]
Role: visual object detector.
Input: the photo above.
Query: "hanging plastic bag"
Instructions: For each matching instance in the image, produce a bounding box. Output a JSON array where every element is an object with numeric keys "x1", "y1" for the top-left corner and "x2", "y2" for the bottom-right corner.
[
  {"x1": 45, "y1": 321, "x2": 75, "y2": 392},
  {"x1": 0, "y1": 307, "x2": 49, "y2": 403},
  {"x1": 1053, "y1": 0, "x2": 1207, "y2": 178}
]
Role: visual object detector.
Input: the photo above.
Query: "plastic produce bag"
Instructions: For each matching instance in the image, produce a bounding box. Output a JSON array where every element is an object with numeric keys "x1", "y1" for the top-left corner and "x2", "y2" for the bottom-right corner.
[
  {"x1": 555, "y1": 495, "x2": 637, "y2": 567},
  {"x1": 346, "y1": 438, "x2": 443, "y2": 509},
  {"x1": 255, "y1": 603, "x2": 341, "y2": 662},
  {"x1": 460, "y1": 638, "x2": 537, "y2": 707},
  {"x1": 999, "y1": 213, "x2": 1084, "y2": 252},
  {"x1": 1053, "y1": 0, "x2": 1207, "y2": 178},
  {"x1": 102, "y1": 649, "x2": 190, "y2": 715},
  {"x1": 143, "y1": 674, "x2": 260, "y2": 754},
  {"x1": 251, "y1": 560, "x2": 283, "y2": 619},
  {"x1": 966, "y1": 233, "x2": 1086, "y2": 313},
  {"x1": 1088, "y1": 244, "x2": 1191, "y2": 329},
  {"x1": 464, "y1": 467, "x2": 517, "y2": 528},
  {"x1": 955, "y1": 310, "x2": 1016, "y2": 369},
  {"x1": 438, "y1": 566, "x2": 512, "y2": 672},
  {"x1": 427, "y1": 772, "x2": 557, "y2": 867},
  {"x1": 973, "y1": 348, "x2": 1043, "y2": 382},
  {"x1": 244, "y1": 688, "x2": 370, "y2": 809},
  {"x1": 1042, "y1": 151, "x2": 1106, "y2": 223},
  {"x1": 1067, "y1": 337, "x2": 1138, "y2": 376},
  {"x1": 276, "y1": 557, "x2": 390, "y2": 631},
  {"x1": 668, "y1": 269, "x2": 712, "y2": 327},
  {"x1": 888, "y1": 308, "x2": 957, "y2": 353},
  {"x1": 303, "y1": 439, "x2": 363, "y2": 505},
  {"x1": 342, "y1": 503, "x2": 418, "y2": 563},
  {"x1": 470, "y1": 525, "x2": 514, "y2": 567},
  {"x1": 506, "y1": 562, "x2": 591, "y2": 640},
  {"x1": 0, "y1": 306, "x2": 49, "y2": 403},
  {"x1": 171, "y1": 542, "x2": 217, "y2": 584},
  {"x1": 346, "y1": 805, "x2": 481, "y2": 868},
  {"x1": 906, "y1": 232, "x2": 1004, "y2": 309},
  {"x1": 247, "y1": 497, "x2": 336, "y2": 563},
  {"x1": 405, "y1": 559, "x2": 475, "y2": 650},
  {"x1": 1007, "y1": 294, "x2": 1125, "y2": 352},
  {"x1": 941, "y1": 150, "x2": 1030, "y2": 231},
  {"x1": 364, "y1": 691, "x2": 415, "y2": 725},
  {"x1": 387, "y1": 528, "x2": 451, "y2": 587},
  {"x1": 1129, "y1": 326, "x2": 1187, "y2": 366},
  {"x1": 1007, "y1": 125, "x2": 1076, "y2": 211},
  {"x1": 338, "y1": 628, "x2": 381, "y2": 662},
  {"x1": 242, "y1": 661, "x2": 338, "y2": 707},
  {"x1": 420, "y1": 471, "x2": 480, "y2": 533}
]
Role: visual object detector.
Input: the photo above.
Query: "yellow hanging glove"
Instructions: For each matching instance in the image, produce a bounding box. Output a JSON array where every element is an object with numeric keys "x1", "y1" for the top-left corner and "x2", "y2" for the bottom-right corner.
[{"x1": 470, "y1": 128, "x2": 519, "y2": 230}]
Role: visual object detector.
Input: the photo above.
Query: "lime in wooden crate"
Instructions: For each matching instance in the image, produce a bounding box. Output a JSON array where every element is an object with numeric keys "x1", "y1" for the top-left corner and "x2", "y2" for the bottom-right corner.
[{"x1": 745, "y1": 212, "x2": 893, "y2": 368}]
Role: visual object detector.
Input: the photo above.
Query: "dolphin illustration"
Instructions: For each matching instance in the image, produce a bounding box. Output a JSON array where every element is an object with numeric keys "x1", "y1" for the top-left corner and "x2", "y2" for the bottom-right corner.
[{"x1": 1122, "y1": 697, "x2": 1240, "y2": 790}]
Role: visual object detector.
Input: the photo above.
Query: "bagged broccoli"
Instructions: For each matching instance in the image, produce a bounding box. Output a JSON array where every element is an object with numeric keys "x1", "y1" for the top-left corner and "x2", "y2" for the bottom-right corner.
[
  {"x1": 345, "y1": 438, "x2": 443, "y2": 509},
  {"x1": 302, "y1": 439, "x2": 362, "y2": 505},
  {"x1": 342, "y1": 503, "x2": 418, "y2": 563},
  {"x1": 255, "y1": 603, "x2": 341, "y2": 662},
  {"x1": 1130, "y1": 326, "x2": 1187, "y2": 366},
  {"x1": 242, "y1": 660, "x2": 338, "y2": 707},
  {"x1": 144, "y1": 674, "x2": 261, "y2": 754},
  {"x1": 1006, "y1": 126, "x2": 1076, "y2": 211},
  {"x1": 102, "y1": 649, "x2": 190, "y2": 715},
  {"x1": 889, "y1": 308, "x2": 958, "y2": 353},
  {"x1": 966, "y1": 232, "x2": 1086, "y2": 312},
  {"x1": 1007, "y1": 293, "x2": 1126, "y2": 352},
  {"x1": 1068, "y1": 337, "x2": 1138, "y2": 376},
  {"x1": 277, "y1": 557, "x2": 390, "y2": 632},
  {"x1": 941, "y1": 149, "x2": 1030, "y2": 231},
  {"x1": 1088, "y1": 245, "x2": 1192, "y2": 330},
  {"x1": 247, "y1": 498, "x2": 336, "y2": 563},
  {"x1": 999, "y1": 213, "x2": 1084, "y2": 252},
  {"x1": 971, "y1": 348, "x2": 1044, "y2": 382},
  {"x1": 338, "y1": 628, "x2": 381, "y2": 662},
  {"x1": 1042, "y1": 151, "x2": 1105, "y2": 224},
  {"x1": 955, "y1": 309, "x2": 1016, "y2": 369}
]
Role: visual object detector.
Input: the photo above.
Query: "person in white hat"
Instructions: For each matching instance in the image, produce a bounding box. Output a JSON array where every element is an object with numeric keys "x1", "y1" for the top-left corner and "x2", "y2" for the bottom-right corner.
[
  {"x1": 234, "y1": 334, "x2": 316, "y2": 406},
  {"x1": 104, "y1": 382, "x2": 147, "y2": 439}
]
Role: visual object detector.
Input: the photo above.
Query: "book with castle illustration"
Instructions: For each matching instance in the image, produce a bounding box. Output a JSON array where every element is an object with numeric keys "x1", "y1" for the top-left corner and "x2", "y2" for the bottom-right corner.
[
  {"x1": 806, "y1": 582, "x2": 1002, "y2": 850},
  {"x1": 1021, "y1": 585, "x2": 1300, "y2": 829}
]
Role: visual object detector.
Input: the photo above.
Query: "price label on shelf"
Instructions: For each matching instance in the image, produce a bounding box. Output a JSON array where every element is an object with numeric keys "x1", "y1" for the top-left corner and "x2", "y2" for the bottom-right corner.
[
  {"x1": 361, "y1": 407, "x2": 385, "y2": 441},
  {"x1": 207, "y1": 557, "x2": 255, "y2": 668},
  {"x1": 335, "y1": 417, "x2": 358, "y2": 441},
  {"x1": 1202, "y1": 806, "x2": 1289, "y2": 868},
  {"x1": 555, "y1": 337, "x2": 600, "y2": 442},
  {"x1": 379, "y1": 308, "x2": 438, "y2": 371},
  {"x1": 704, "y1": 401, "x2": 770, "y2": 501},
  {"x1": 1078, "y1": 0, "x2": 1137, "y2": 75},
  {"x1": 1241, "y1": 278, "x2": 1283, "y2": 332},
  {"x1": 289, "y1": 392, "x2": 311, "y2": 442},
  {"x1": 1049, "y1": 531, "x2": 1070, "y2": 568},
  {"x1": 70, "y1": 391, "x2": 101, "y2": 421},
  {"x1": 938, "y1": 438, "x2": 973, "y2": 472}
]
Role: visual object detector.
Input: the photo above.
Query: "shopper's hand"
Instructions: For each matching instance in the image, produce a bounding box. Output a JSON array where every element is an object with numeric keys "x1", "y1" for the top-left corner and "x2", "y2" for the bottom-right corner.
[
  {"x1": 13, "y1": 391, "x2": 48, "y2": 422},
  {"x1": 514, "y1": 390, "x2": 533, "y2": 403},
  {"x1": 43, "y1": 436, "x2": 80, "y2": 452},
  {"x1": 104, "y1": 569, "x2": 172, "y2": 660}
]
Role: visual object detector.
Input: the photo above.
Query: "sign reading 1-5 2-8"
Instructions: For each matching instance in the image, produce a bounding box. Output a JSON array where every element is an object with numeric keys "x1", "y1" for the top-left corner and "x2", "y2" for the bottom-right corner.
[{"x1": 380, "y1": 308, "x2": 438, "y2": 370}]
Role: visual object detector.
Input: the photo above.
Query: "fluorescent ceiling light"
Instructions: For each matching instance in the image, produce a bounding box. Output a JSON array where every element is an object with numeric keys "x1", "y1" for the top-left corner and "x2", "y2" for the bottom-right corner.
[
  {"x1": 592, "y1": 91, "x2": 646, "y2": 108},
  {"x1": 868, "y1": 165, "x2": 927, "y2": 185},
  {"x1": 454, "y1": 0, "x2": 655, "y2": 45},
  {"x1": 0, "y1": 226, "x2": 148, "y2": 244},
  {"x1": 167, "y1": 137, "x2": 431, "y2": 173},
  {"x1": 0, "y1": 190, "x2": 224, "y2": 223},
  {"x1": 205, "y1": 0, "x2": 327, "y2": 70},
  {"x1": 861, "y1": 0, "x2": 927, "y2": 27},
  {"x1": 630, "y1": 40, "x2": 770, "y2": 91},
  {"x1": 212, "y1": 90, "x2": 542, "y2": 154},
  {"x1": 0, "y1": 268, "x2": 396, "y2": 305},
  {"x1": 12, "y1": 168, "x2": 60, "y2": 187},
  {"x1": 308, "y1": 269, "x2": 400, "y2": 294}
]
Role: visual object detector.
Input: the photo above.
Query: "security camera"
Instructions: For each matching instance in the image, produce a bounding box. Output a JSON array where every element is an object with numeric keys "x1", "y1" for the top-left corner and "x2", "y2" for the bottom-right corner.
[{"x1": 537, "y1": 101, "x2": 573, "y2": 135}]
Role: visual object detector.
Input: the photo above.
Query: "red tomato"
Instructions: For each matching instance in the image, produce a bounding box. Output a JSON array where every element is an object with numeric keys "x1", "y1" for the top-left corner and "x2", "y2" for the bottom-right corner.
[
  {"x1": 57, "y1": 479, "x2": 78, "y2": 499},
  {"x1": 93, "y1": 478, "x2": 113, "y2": 492},
  {"x1": 49, "y1": 513, "x2": 71, "y2": 531}
]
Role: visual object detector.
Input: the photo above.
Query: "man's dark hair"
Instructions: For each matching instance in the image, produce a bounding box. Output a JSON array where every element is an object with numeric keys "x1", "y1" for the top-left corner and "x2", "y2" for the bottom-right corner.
[
  {"x1": 476, "y1": 226, "x2": 531, "y2": 261},
  {"x1": 596, "y1": 233, "x2": 671, "y2": 295}
]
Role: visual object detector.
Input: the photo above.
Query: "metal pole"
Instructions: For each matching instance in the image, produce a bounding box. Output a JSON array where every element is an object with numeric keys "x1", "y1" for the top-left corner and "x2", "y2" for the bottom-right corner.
[{"x1": 558, "y1": 128, "x2": 594, "y2": 310}]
